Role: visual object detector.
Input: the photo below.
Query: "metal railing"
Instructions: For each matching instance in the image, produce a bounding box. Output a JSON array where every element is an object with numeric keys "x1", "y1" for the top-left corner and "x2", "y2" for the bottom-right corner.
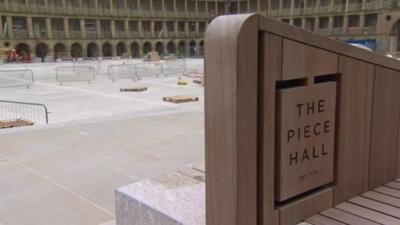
[
  {"x1": 0, "y1": 69, "x2": 35, "y2": 88},
  {"x1": 107, "y1": 64, "x2": 140, "y2": 81},
  {"x1": 0, "y1": 100, "x2": 49, "y2": 125},
  {"x1": 55, "y1": 66, "x2": 96, "y2": 85},
  {"x1": 161, "y1": 59, "x2": 187, "y2": 76},
  {"x1": 135, "y1": 62, "x2": 162, "y2": 78}
]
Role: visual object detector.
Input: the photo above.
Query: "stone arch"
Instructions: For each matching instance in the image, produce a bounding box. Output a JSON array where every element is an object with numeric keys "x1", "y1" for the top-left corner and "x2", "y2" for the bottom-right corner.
[
  {"x1": 390, "y1": 20, "x2": 400, "y2": 52},
  {"x1": 155, "y1": 41, "x2": 164, "y2": 56},
  {"x1": 178, "y1": 40, "x2": 186, "y2": 57},
  {"x1": 87, "y1": 42, "x2": 99, "y2": 58},
  {"x1": 116, "y1": 42, "x2": 127, "y2": 56},
  {"x1": 102, "y1": 42, "x2": 113, "y2": 57},
  {"x1": 167, "y1": 41, "x2": 176, "y2": 54},
  {"x1": 35, "y1": 42, "x2": 49, "y2": 62},
  {"x1": 189, "y1": 40, "x2": 197, "y2": 57},
  {"x1": 15, "y1": 43, "x2": 31, "y2": 56},
  {"x1": 54, "y1": 43, "x2": 67, "y2": 60},
  {"x1": 71, "y1": 42, "x2": 83, "y2": 58},
  {"x1": 131, "y1": 42, "x2": 140, "y2": 58},
  {"x1": 143, "y1": 41, "x2": 152, "y2": 55}
]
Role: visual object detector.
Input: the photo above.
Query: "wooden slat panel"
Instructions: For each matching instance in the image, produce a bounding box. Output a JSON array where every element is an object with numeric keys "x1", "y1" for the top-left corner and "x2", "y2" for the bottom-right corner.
[
  {"x1": 306, "y1": 214, "x2": 346, "y2": 225},
  {"x1": 335, "y1": 202, "x2": 400, "y2": 225},
  {"x1": 282, "y1": 39, "x2": 338, "y2": 80},
  {"x1": 278, "y1": 188, "x2": 333, "y2": 225},
  {"x1": 385, "y1": 181, "x2": 400, "y2": 190},
  {"x1": 362, "y1": 191, "x2": 400, "y2": 208},
  {"x1": 321, "y1": 208, "x2": 379, "y2": 225},
  {"x1": 259, "y1": 33, "x2": 282, "y2": 225},
  {"x1": 205, "y1": 14, "x2": 259, "y2": 225},
  {"x1": 333, "y1": 56, "x2": 374, "y2": 204},
  {"x1": 348, "y1": 196, "x2": 400, "y2": 219},
  {"x1": 258, "y1": 15, "x2": 400, "y2": 71},
  {"x1": 375, "y1": 186, "x2": 400, "y2": 198},
  {"x1": 369, "y1": 67, "x2": 400, "y2": 189}
]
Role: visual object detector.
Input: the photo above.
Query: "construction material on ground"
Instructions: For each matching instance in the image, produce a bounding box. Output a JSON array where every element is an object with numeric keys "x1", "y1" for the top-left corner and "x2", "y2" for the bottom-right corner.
[
  {"x1": 0, "y1": 69, "x2": 35, "y2": 88},
  {"x1": 177, "y1": 77, "x2": 187, "y2": 85},
  {"x1": 0, "y1": 100, "x2": 49, "y2": 124},
  {"x1": 162, "y1": 95, "x2": 199, "y2": 103},
  {"x1": 144, "y1": 51, "x2": 161, "y2": 62},
  {"x1": 193, "y1": 78, "x2": 204, "y2": 85},
  {"x1": 120, "y1": 87, "x2": 148, "y2": 92},
  {"x1": 56, "y1": 65, "x2": 96, "y2": 85},
  {"x1": 0, "y1": 118, "x2": 34, "y2": 129}
]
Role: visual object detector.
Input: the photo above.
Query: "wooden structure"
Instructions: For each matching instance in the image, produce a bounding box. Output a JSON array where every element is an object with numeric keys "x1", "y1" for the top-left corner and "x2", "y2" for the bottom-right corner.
[
  {"x1": 0, "y1": 119, "x2": 34, "y2": 129},
  {"x1": 162, "y1": 95, "x2": 199, "y2": 103},
  {"x1": 205, "y1": 13, "x2": 400, "y2": 225}
]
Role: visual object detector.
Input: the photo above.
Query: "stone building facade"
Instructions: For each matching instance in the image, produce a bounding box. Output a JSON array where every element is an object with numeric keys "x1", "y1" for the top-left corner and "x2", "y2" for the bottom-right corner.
[{"x1": 1, "y1": 0, "x2": 400, "y2": 60}]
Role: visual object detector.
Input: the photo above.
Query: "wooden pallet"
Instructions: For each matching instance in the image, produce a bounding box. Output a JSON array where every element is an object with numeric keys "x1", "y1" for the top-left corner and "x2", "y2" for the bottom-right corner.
[
  {"x1": 120, "y1": 87, "x2": 148, "y2": 92},
  {"x1": 0, "y1": 119, "x2": 34, "y2": 129},
  {"x1": 162, "y1": 95, "x2": 199, "y2": 103}
]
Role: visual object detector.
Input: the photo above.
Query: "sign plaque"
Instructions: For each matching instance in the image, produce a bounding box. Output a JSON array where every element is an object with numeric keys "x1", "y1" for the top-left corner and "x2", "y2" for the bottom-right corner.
[{"x1": 276, "y1": 81, "x2": 336, "y2": 202}]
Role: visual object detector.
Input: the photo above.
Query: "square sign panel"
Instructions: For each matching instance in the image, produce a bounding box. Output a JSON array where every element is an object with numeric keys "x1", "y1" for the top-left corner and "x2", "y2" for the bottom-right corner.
[{"x1": 276, "y1": 81, "x2": 336, "y2": 202}]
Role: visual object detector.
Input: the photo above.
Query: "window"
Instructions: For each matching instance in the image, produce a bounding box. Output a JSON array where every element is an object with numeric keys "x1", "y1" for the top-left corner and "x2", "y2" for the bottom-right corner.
[
  {"x1": 348, "y1": 15, "x2": 360, "y2": 27},
  {"x1": 364, "y1": 14, "x2": 377, "y2": 27}
]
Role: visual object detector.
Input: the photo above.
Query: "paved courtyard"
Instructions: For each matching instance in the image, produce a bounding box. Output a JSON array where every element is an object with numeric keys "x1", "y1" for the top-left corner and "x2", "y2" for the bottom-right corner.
[{"x1": 0, "y1": 59, "x2": 204, "y2": 225}]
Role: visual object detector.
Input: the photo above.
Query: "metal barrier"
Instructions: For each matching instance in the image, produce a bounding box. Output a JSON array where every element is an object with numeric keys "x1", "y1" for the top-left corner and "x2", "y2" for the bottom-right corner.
[
  {"x1": 161, "y1": 60, "x2": 187, "y2": 76},
  {"x1": 74, "y1": 58, "x2": 100, "y2": 74},
  {"x1": 135, "y1": 62, "x2": 163, "y2": 79},
  {"x1": 55, "y1": 66, "x2": 96, "y2": 85},
  {"x1": 0, "y1": 100, "x2": 49, "y2": 124},
  {"x1": 0, "y1": 69, "x2": 35, "y2": 88},
  {"x1": 107, "y1": 64, "x2": 140, "y2": 82}
]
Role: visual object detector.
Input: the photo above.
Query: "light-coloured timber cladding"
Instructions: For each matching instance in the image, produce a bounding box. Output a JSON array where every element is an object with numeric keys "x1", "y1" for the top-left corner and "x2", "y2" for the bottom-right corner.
[{"x1": 205, "y1": 13, "x2": 400, "y2": 225}]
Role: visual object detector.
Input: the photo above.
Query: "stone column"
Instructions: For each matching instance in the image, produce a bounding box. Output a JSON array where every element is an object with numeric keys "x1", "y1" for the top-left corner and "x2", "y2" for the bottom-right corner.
[
  {"x1": 63, "y1": 18, "x2": 69, "y2": 38},
  {"x1": 345, "y1": 0, "x2": 349, "y2": 11},
  {"x1": 301, "y1": 17, "x2": 306, "y2": 29},
  {"x1": 289, "y1": 18, "x2": 294, "y2": 25},
  {"x1": 184, "y1": 0, "x2": 188, "y2": 12},
  {"x1": 195, "y1": 22, "x2": 199, "y2": 36},
  {"x1": 315, "y1": 17, "x2": 319, "y2": 33},
  {"x1": 205, "y1": 0, "x2": 208, "y2": 15},
  {"x1": 112, "y1": 43, "x2": 117, "y2": 56},
  {"x1": 96, "y1": 20, "x2": 101, "y2": 38},
  {"x1": 162, "y1": 21, "x2": 167, "y2": 38},
  {"x1": 185, "y1": 21, "x2": 189, "y2": 37},
  {"x1": 27, "y1": 16, "x2": 34, "y2": 38},
  {"x1": 173, "y1": 0, "x2": 177, "y2": 12},
  {"x1": 290, "y1": 0, "x2": 294, "y2": 14},
  {"x1": 124, "y1": 0, "x2": 127, "y2": 15},
  {"x1": 95, "y1": 0, "x2": 98, "y2": 14},
  {"x1": 268, "y1": 0, "x2": 271, "y2": 15},
  {"x1": 150, "y1": 20, "x2": 155, "y2": 37},
  {"x1": 109, "y1": 0, "x2": 113, "y2": 15},
  {"x1": 44, "y1": 0, "x2": 49, "y2": 12},
  {"x1": 125, "y1": 20, "x2": 129, "y2": 38},
  {"x1": 279, "y1": 0, "x2": 283, "y2": 12},
  {"x1": 150, "y1": 0, "x2": 153, "y2": 12},
  {"x1": 62, "y1": 0, "x2": 66, "y2": 13},
  {"x1": 174, "y1": 21, "x2": 178, "y2": 37},
  {"x1": 6, "y1": 16, "x2": 14, "y2": 39},
  {"x1": 343, "y1": 15, "x2": 348, "y2": 32},
  {"x1": 46, "y1": 18, "x2": 52, "y2": 39},
  {"x1": 0, "y1": 20, "x2": 3, "y2": 39},
  {"x1": 195, "y1": 0, "x2": 198, "y2": 14},
  {"x1": 65, "y1": 44, "x2": 71, "y2": 57},
  {"x1": 360, "y1": 14, "x2": 365, "y2": 29},
  {"x1": 316, "y1": 0, "x2": 320, "y2": 11},
  {"x1": 4, "y1": 0, "x2": 9, "y2": 10},
  {"x1": 79, "y1": 0, "x2": 82, "y2": 13},
  {"x1": 361, "y1": 0, "x2": 366, "y2": 9},
  {"x1": 80, "y1": 18, "x2": 86, "y2": 38},
  {"x1": 111, "y1": 19, "x2": 116, "y2": 38},
  {"x1": 328, "y1": 16, "x2": 333, "y2": 33},
  {"x1": 138, "y1": 20, "x2": 143, "y2": 37}
]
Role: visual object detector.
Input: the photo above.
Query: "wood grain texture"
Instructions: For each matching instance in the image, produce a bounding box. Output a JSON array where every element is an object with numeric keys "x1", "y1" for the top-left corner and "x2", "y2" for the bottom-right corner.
[
  {"x1": 348, "y1": 196, "x2": 400, "y2": 219},
  {"x1": 335, "y1": 202, "x2": 400, "y2": 225},
  {"x1": 258, "y1": 14, "x2": 400, "y2": 71},
  {"x1": 282, "y1": 39, "x2": 338, "y2": 80},
  {"x1": 321, "y1": 207, "x2": 380, "y2": 225},
  {"x1": 259, "y1": 32, "x2": 282, "y2": 225},
  {"x1": 369, "y1": 66, "x2": 400, "y2": 189},
  {"x1": 362, "y1": 191, "x2": 400, "y2": 208},
  {"x1": 306, "y1": 214, "x2": 346, "y2": 225},
  {"x1": 278, "y1": 188, "x2": 333, "y2": 225},
  {"x1": 205, "y1": 14, "x2": 259, "y2": 225},
  {"x1": 375, "y1": 186, "x2": 400, "y2": 198},
  {"x1": 333, "y1": 56, "x2": 375, "y2": 204}
]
